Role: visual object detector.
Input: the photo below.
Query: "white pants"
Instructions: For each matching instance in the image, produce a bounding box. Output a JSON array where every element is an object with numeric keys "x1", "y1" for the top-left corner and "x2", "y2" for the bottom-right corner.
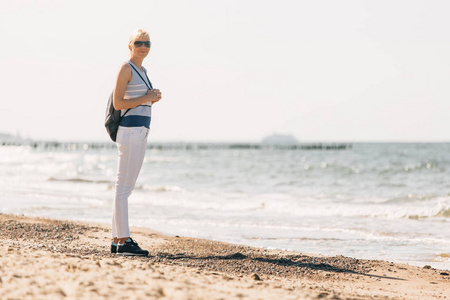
[{"x1": 112, "y1": 126, "x2": 149, "y2": 238}]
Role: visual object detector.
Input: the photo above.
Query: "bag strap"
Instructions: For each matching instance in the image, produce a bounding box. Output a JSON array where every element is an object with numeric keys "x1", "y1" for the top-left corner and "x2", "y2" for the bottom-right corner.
[
  {"x1": 128, "y1": 63, "x2": 153, "y2": 90},
  {"x1": 119, "y1": 63, "x2": 151, "y2": 117},
  {"x1": 122, "y1": 108, "x2": 131, "y2": 117}
]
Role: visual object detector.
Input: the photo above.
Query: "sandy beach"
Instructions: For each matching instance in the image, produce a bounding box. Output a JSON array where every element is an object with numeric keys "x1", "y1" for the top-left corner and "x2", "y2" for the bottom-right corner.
[{"x1": 0, "y1": 213, "x2": 448, "y2": 299}]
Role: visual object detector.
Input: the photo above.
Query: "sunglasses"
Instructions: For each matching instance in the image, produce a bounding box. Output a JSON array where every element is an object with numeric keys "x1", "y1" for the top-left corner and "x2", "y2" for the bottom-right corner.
[{"x1": 134, "y1": 41, "x2": 151, "y2": 48}]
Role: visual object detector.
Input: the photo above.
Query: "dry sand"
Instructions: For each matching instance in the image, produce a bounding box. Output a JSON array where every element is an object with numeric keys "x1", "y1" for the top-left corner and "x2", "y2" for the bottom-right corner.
[{"x1": 0, "y1": 213, "x2": 449, "y2": 299}]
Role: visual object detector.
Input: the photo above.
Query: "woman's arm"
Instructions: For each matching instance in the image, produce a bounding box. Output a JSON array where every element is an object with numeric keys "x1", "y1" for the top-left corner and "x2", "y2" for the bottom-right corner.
[{"x1": 113, "y1": 64, "x2": 161, "y2": 110}]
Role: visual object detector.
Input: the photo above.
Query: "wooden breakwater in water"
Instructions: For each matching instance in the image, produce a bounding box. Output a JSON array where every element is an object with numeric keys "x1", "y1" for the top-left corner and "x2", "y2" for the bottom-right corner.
[{"x1": 0, "y1": 140, "x2": 352, "y2": 151}]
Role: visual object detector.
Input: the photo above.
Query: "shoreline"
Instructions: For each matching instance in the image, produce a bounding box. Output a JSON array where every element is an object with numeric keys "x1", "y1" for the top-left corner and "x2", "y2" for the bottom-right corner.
[{"x1": 1, "y1": 213, "x2": 449, "y2": 299}]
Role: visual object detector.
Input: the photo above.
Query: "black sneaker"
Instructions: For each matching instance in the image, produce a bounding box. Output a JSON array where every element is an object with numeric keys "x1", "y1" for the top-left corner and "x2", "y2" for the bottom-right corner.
[
  {"x1": 111, "y1": 242, "x2": 117, "y2": 254},
  {"x1": 117, "y1": 238, "x2": 149, "y2": 256}
]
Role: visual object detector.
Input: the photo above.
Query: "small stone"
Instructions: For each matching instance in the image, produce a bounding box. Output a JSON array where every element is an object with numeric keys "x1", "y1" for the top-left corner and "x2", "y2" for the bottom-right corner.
[
  {"x1": 250, "y1": 273, "x2": 261, "y2": 281},
  {"x1": 440, "y1": 272, "x2": 449, "y2": 276},
  {"x1": 316, "y1": 292, "x2": 329, "y2": 298},
  {"x1": 86, "y1": 281, "x2": 95, "y2": 286},
  {"x1": 227, "y1": 252, "x2": 246, "y2": 259},
  {"x1": 155, "y1": 287, "x2": 165, "y2": 297},
  {"x1": 56, "y1": 288, "x2": 67, "y2": 297},
  {"x1": 423, "y1": 265, "x2": 432, "y2": 269}
]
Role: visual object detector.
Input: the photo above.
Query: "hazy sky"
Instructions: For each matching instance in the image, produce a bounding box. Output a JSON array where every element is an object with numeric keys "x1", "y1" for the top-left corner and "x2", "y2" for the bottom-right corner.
[{"x1": 1, "y1": 0, "x2": 449, "y2": 142}]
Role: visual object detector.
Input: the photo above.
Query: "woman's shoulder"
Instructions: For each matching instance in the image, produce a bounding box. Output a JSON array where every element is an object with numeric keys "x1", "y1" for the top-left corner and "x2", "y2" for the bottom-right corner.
[
  {"x1": 119, "y1": 62, "x2": 132, "y2": 71},
  {"x1": 117, "y1": 62, "x2": 132, "y2": 77}
]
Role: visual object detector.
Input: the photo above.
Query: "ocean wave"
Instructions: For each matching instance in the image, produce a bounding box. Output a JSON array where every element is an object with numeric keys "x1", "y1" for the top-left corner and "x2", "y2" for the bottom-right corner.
[
  {"x1": 383, "y1": 194, "x2": 439, "y2": 204},
  {"x1": 259, "y1": 195, "x2": 450, "y2": 220},
  {"x1": 246, "y1": 236, "x2": 341, "y2": 241},
  {"x1": 379, "y1": 162, "x2": 440, "y2": 174},
  {"x1": 136, "y1": 184, "x2": 185, "y2": 192},
  {"x1": 47, "y1": 177, "x2": 113, "y2": 185},
  {"x1": 143, "y1": 156, "x2": 181, "y2": 163},
  {"x1": 128, "y1": 188, "x2": 450, "y2": 221},
  {"x1": 436, "y1": 253, "x2": 450, "y2": 258},
  {"x1": 435, "y1": 208, "x2": 450, "y2": 218}
]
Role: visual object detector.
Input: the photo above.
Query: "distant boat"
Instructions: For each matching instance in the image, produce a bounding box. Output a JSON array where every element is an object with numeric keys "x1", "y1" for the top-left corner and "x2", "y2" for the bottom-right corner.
[{"x1": 262, "y1": 134, "x2": 298, "y2": 145}]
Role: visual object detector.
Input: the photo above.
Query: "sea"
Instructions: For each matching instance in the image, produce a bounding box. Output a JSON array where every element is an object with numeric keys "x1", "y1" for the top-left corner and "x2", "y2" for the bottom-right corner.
[{"x1": 0, "y1": 141, "x2": 449, "y2": 270}]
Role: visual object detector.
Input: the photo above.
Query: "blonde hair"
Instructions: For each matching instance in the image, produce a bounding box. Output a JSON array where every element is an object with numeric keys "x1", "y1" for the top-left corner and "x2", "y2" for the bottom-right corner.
[{"x1": 128, "y1": 29, "x2": 150, "y2": 47}]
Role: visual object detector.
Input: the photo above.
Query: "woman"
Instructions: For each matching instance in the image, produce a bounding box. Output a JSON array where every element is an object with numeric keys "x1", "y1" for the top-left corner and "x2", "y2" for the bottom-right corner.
[{"x1": 111, "y1": 29, "x2": 162, "y2": 256}]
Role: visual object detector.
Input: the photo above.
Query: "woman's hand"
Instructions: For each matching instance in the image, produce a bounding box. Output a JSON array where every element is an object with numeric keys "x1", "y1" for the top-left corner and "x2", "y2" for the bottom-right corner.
[{"x1": 146, "y1": 89, "x2": 162, "y2": 104}]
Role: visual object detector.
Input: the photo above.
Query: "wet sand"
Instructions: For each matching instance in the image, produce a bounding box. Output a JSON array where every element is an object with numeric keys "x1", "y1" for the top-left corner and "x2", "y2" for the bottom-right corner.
[{"x1": 0, "y1": 213, "x2": 449, "y2": 299}]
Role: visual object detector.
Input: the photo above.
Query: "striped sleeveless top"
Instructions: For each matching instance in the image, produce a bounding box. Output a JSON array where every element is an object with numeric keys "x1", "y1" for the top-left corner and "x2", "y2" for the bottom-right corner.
[{"x1": 119, "y1": 61, "x2": 152, "y2": 129}]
